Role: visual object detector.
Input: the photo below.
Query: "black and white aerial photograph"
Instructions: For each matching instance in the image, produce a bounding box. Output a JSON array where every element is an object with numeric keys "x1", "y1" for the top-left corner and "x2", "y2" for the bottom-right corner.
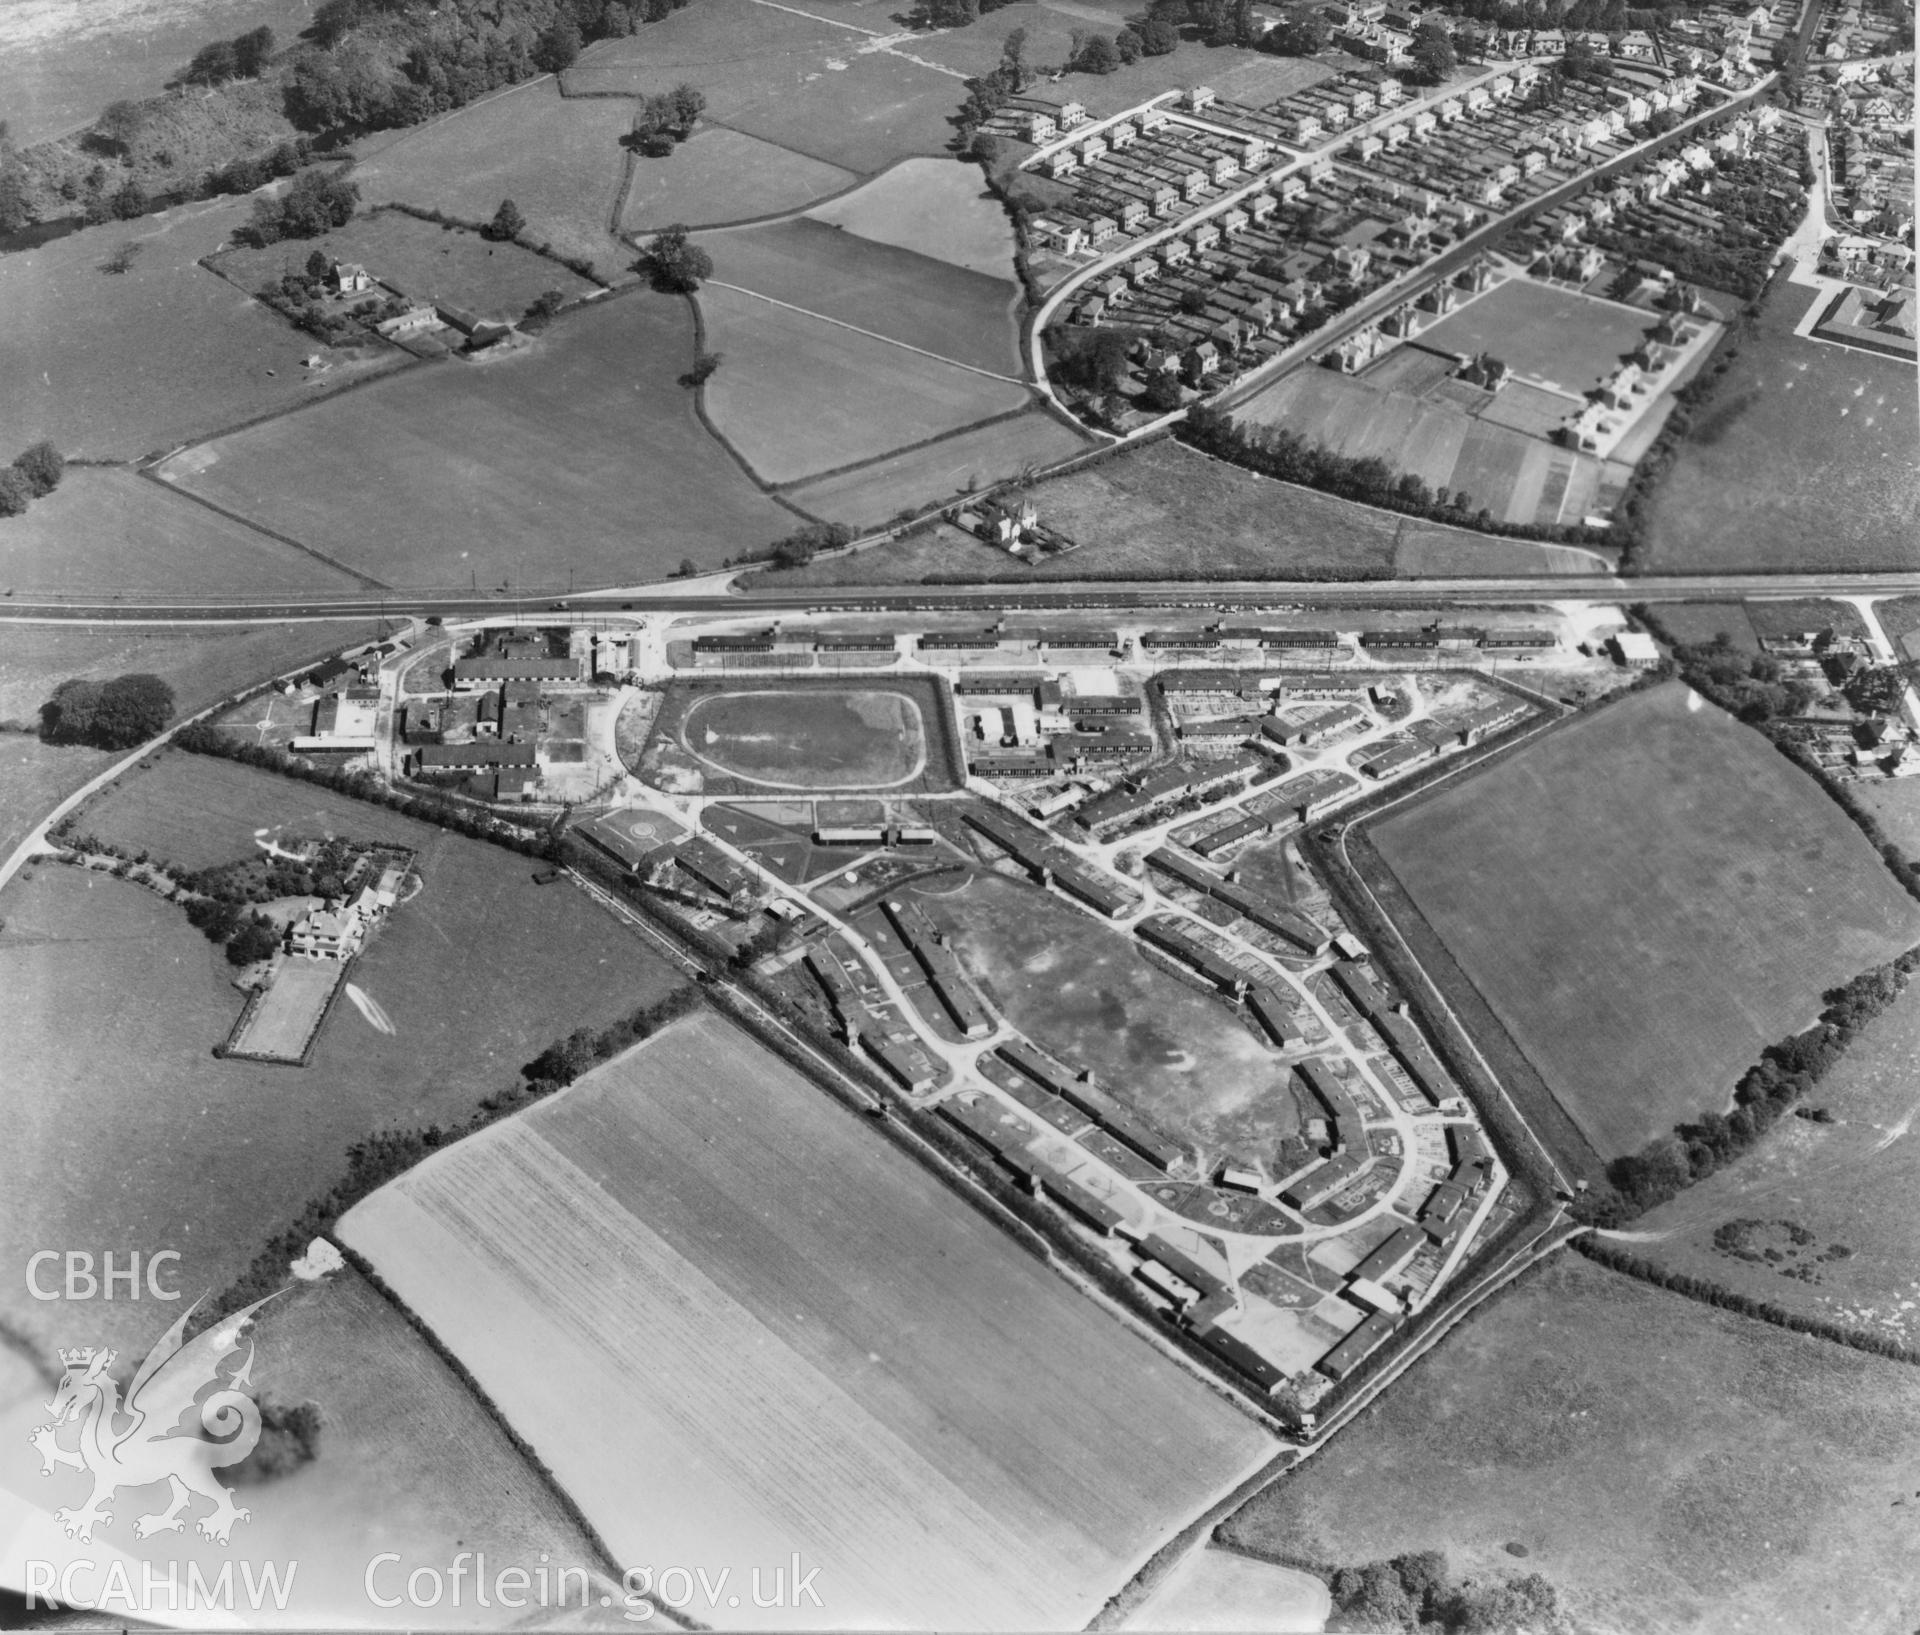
[{"x1": 0, "y1": 0, "x2": 1915, "y2": 1624}]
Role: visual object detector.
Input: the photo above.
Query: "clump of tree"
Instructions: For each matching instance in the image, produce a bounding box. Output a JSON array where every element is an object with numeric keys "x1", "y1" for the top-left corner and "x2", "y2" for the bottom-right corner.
[
  {"x1": 0, "y1": 440, "x2": 65, "y2": 517},
  {"x1": 766, "y1": 521, "x2": 855, "y2": 569},
  {"x1": 628, "y1": 83, "x2": 705, "y2": 153},
  {"x1": 637, "y1": 223, "x2": 712, "y2": 291},
  {"x1": 233, "y1": 1399, "x2": 323, "y2": 1483},
  {"x1": 678, "y1": 350, "x2": 722, "y2": 387},
  {"x1": 182, "y1": 896, "x2": 283, "y2": 965},
  {"x1": 235, "y1": 167, "x2": 359, "y2": 246},
  {"x1": 1269, "y1": 10, "x2": 1330, "y2": 53},
  {"x1": 1325, "y1": 1550, "x2": 1567, "y2": 1634},
  {"x1": 1049, "y1": 325, "x2": 1142, "y2": 395},
  {"x1": 522, "y1": 288, "x2": 567, "y2": 330},
  {"x1": 1408, "y1": 20, "x2": 1457, "y2": 83},
  {"x1": 484, "y1": 198, "x2": 526, "y2": 241},
  {"x1": 1581, "y1": 949, "x2": 1920, "y2": 1225},
  {"x1": 37, "y1": 673, "x2": 173, "y2": 748},
  {"x1": 181, "y1": 25, "x2": 277, "y2": 86}
]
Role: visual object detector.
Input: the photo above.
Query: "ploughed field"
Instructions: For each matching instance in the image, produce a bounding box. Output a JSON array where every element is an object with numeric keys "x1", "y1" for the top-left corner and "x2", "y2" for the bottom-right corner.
[
  {"x1": 339, "y1": 1008, "x2": 1275, "y2": 1630},
  {"x1": 1367, "y1": 683, "x2": 1920, "y2": 1159},
  {"x1": 681, "y1": 687, "x2": 927, "y2": 789}
]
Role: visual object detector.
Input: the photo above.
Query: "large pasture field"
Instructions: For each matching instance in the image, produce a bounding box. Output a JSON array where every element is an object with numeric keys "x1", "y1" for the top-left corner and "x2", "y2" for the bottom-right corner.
[
  {"x1": 1368, "y1": 684, "x2": 1920, "y2": 1158},
  {"x1": 699, "y1": 282, "x2": 1031, "y2": 485},
  {"x1": 0, "y1": 773, "x2": 684, "y2": 1362},
  {"x1": 0, "y1": 466, "x2": 365, "y2": 598},
  {"x1": 1631, "y1": 979, "x2": 1920, "y2": 1354},
  {"x1": 212, "y1": 207, "x2": 600, "y2": 324},
  {"x1": 340, "y1": 1008, "x2": 1276, "y2": 1630},
  {"x1": 783, "y1": 408, "x2": 1094, "y2": 526},
  {"x1": 350, "y1": 81, "x2": 637, "y2": 281},
  {"x1": 752, "y1": 439, "x2": 1596, "y2": 587},
  {"x1": 1644, "y1": 278, "x2": 1919, "y2": 571},
  {"x1": 806, "y1": 158, "x2": 1016, "y2": 278},
  {"x1": 1222, "y1": 1252, "x2": 1920, "y2": 1635},
  {"x1": 0, "y1": 198, "x2": 407, "y2": 460},
  {"x1": 705, "y1": 216, "x2": 1021, "y2": 374},
  {"x1": 928, "y1": 871, "x2": 1298, "y2": 1167},
  {"x1": 622, "y1": 126, "x2": 859, "y2": 231},
  {"x1": 157, "y1": 293, "x2": 797, "y2": 590}
]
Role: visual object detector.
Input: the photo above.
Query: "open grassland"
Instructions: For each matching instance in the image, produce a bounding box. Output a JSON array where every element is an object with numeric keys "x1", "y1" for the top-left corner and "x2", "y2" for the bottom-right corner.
[
  {"x1": 1646, "y1": 601, "x2": 1762, "y2": 650},
  {"x1": 78, "y1": 749, "x2": 429, "y2": 869},
  {"x1": 1644, "y1": 279, "x2": 1919, "y2": 571},
  {"x1": 1855, "y1": 780, "x2": 1920, "y2": 855},
  {"x1": 704, "y1": 216, "x2": 1020, "y2": 374},
  {"x1": 753, "y1": 439, "x2": 1591, "y2": 587},
  {"x1": 0, "y1": 797, "x2": 683, "y2": 1361},
  {"x1": 0, "y1": 1263, "x2": 614, "y2": 1626},
  {"x1": 340, "y1": 1008, "x2": 1275, "y2": 1630},
  {"x1": 0, "y1": 198, "x2": 408, "y2": 460},
  {"x1": 564, "y1": 0, "x2": 961, "y2": 179},
  {"x1": 622, "y1": 126, "x2": 859, "y2": 231},
  {"x1": 1121, "y1": 1547, "x2": 1329, "y2": 1634},
  {"x1": 1632, "y1": 980, "x2": 1920, "y2": 1354},
  {"x1": 1369, "y1": 684, "x2": 1920, "y2": 1159},
  {"x1": 806, "y1": 159, "x2": 1016, "y2": 278},
  {"x1": 1417, "y1": 280, "x2": 1653, "y2": 398},
  {"x1": 1222, "y1": 1252, "x2": 1920, "y2": 1635},
  {"x1": 0, "y1": 0, "x2": 313, "y2": 146},
  {"x1": 783, "y1": 410, "x2": 1094, "y2": 527},
  {"x1": 699, "y1": 282, "x2": 1031, "y2": 485},
  {"x1": 681, "y1": 688, "x2": 927, "y2": 788},
  {"x1": 212, "y1": 207, "x2": 599, "y2": 324},
  {"x1": 350, "y1": 81, "x2": 638, "y2": 281},
  {"x1": 1877, "y1": 595, "x2": 1920, "y2": 656},
  {"x1": 158, "y1": 293, "x2": 796, "y2": 590},
  {"x1": 930, "y1": 871, "x2": 1296, "y2": 1167},
  {"x1": 0, "y1": 466, "x2": 364, "y2": 598},
  {"x1": 0, "y1": 620, "x2": 381, "y2": 861}
]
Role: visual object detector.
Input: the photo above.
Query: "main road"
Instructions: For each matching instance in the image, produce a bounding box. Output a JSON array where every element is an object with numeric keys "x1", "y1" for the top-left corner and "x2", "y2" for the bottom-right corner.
[{"x1": 1, "y1": 567, "x2": 1917, "y2": 624}]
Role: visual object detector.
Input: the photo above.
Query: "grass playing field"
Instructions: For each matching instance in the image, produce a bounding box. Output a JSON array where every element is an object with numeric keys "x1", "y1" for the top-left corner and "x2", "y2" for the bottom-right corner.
[
  {"x1": 1630, "y1": 977, "x2": 1920, "y2": 1354},
  {"x1": 349, "y1": 81, "x2": 638, "y2": 282},
  {"x1": 928, "y1": 871, "x2": 1300, "y2": 1168},
  {"x1": 698, "y1": 282, "x2": 1031, "y2": 485},
  {"x1": 782, "y1": 409, "x2": 1094, "y2": 527},
  {"x1": 1644, "y1": 277, "x2": 1920, "y2": 572},
  {"x1": 155, "y1": 292, "x2": 797, "y2": 591},
  {"x1": 0, "y1": 198, "x2": 409, "y2": 460},
  {"x1": 805, "y1": 158, "x2": 1017, "y2": 279},
  {"x1": 1220, "y1": 1251, "x2": 1920, "y2": 1635},
  {"x1": 0, "y1": 787, "x2": 685, "y2": 1363},
  {"x1": 681, "y1": 687, "x2": 928, "y2": 789},
  {"x1": 704, "y1": 215, "x2": 1021, "y2": 375},
  {"x1": 1368, "y1": 683, "x2": 1920, "y2": 1159},
  {"x1": 0, "y1": 466, "x2": 365, "y2": 599},
  {"x1": 1414, "y1": 279, "x2": 1656, "y2": 399},
  {"x1": 339, "y1": 1007, "x2": 1277, "y2": 1630},
  {"x1": 212, "y1": 207, "x2": 600, "y2": 324},
  {"x1": 622, "y1": 126, "x2": 859, "y2": 231}
]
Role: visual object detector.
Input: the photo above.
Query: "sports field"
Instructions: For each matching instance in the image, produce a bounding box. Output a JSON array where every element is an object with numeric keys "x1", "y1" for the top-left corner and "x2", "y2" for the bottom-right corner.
[
  {"x1": 783, "y1": 409, "x2": 1093, "y2": 526},
  {"x1": 699, "y1": 282, "x2": 1030, "y2": 485},
  {"x1": 339, "y1": 1008, "x2": 1276, "y2": 1630},
  {"x1": 1369, "y1": 684, "x2": 1920, "y2": 1157},
  {"x1": 0, "y1": 465, "x2": 364, "y2": 598},
  {"x1": 928, "y1": 872, "x2": 1299, "y2": 1166},
  {"x1": 228, "y1": 957, "x2": 344, "y2": 1061},
  {"x1": 1644, "y1": 278, "x2": 1919, "y2": 571},
  {"x1": 1221, "y1": 1252, "x2": 1920, "y2": 1635},
  {"x1": 0, "y1": 198, "x2": 407, "y2": 460},
  {"x1": 622, "y1": 127, "x2": 859, "y2": 231},
  {"x1": 682, "y1": 687, "x2": 927, "y2": 788},
  {"x1": 156, "y1": 293, "x2": 797, "y2": 590},
  {"x1": 212, "y1": 207, "x2": 599, "y2": 324},
  {"x1": 1632, "y1": 975, "x2": 1920, "y2": 1353},
  {"x1": 806, "y1": 159, "x2": 1017, "y2": 279},
  {"x1": 1415, "y1": 279, "x2": 1654, "y2": 398},
  {"x1": 705, "y1": 216, "x2": 1021, "y2": 374},
  {"x1": 351, "y1": 80, "x2": 638, "y2": 279},
  {"x1": 0, "y1": 796, "x2": 684, "y2": 1361}
]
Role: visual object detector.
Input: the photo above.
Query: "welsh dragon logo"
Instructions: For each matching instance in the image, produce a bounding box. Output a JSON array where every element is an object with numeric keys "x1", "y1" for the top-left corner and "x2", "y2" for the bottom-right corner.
[{"x1": 28, "y1": 1294, "x2": 277, "y2": 1547}]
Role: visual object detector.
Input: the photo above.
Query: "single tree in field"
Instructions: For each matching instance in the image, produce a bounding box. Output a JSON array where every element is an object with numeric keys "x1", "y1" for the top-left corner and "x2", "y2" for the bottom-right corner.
[
  {"x1": 668, "y1": 82, "x2": 705, "y2": 134},
  {"x1": 487, "y1": 198, "x2": 527, "y2": 241},
  {"x1": 305, "y1": 247, "x2": 330, "y2": 280},
  {"x1": 1114, "y1": 25, "x2": 1143, "y2": 61},
  {"x1": 1138, "y1": 15, "x2": 1179, "y2": 54},
  {"x1": 1000, "y1": 25, "x2": 1028, "y2": 83},
  {"x1": 233, "y1": 25, "x2": 276, "y2": 76},
  {"x1": 640, "y1": 223, "x2": 712, "y2": 291},
  {"x1": 184, "y1": 39, "x2": 238, "y2": 84},
  {"x1": 1075, "y1": 32, "x2": 1121, "y2": 71},
  {"x1": 13, "y1": 441, "x2": 64, "y2": 497}
]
